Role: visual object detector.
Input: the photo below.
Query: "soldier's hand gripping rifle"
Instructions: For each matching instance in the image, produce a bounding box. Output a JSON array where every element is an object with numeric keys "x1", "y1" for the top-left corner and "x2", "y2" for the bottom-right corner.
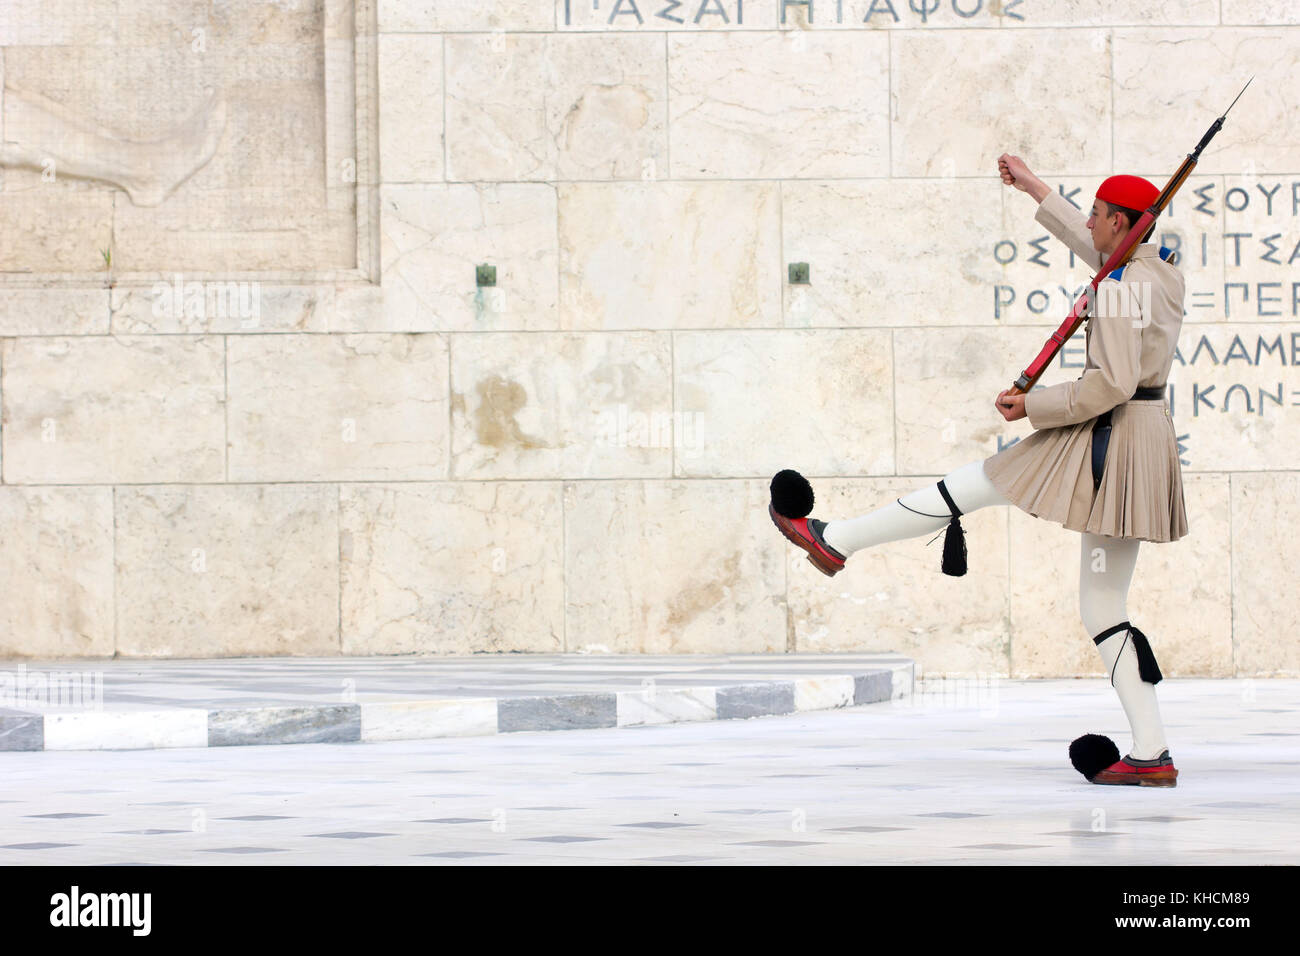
[{"x1": 1005, "y1": 78, "x2": 1253, "y2": 397}]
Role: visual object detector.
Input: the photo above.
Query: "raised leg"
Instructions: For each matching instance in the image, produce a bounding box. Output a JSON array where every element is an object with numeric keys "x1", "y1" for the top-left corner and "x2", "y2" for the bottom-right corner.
[{"x1": 820, "y1": 459, "x2": 1011, "y2": 557}]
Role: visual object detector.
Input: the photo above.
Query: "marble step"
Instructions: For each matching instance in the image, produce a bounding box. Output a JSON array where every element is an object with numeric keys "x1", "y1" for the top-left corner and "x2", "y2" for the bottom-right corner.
[{"x1": 0, "y1": 653, "x2": 914, "y2": 752}]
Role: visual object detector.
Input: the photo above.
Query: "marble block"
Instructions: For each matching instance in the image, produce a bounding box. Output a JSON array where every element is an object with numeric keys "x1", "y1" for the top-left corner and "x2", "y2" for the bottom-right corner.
[
  {"x1": 616, "y1": 686, "x2": 717, "y2": 727},
  {"x1": 892, "y1": 30, "x2": 1111, "y2": 177},
  {"x1": 114, "y1": 484, "x2": 340, "y2": 657},
  {"x1": 1230, "y1": 472, "x2": 1300, "y2": 676},
  {"x1": 380, "y1": 0, "x2": 553, "y2": 32},
  {"x1": 379, "y1": 34, "x2": 444, "y2": 183},
  {"x1": 0, "y1": 711, "x2": 42, "y2": 752},
  {"x1": 1114, "y1": 30, "x2": 1300, "y2": 175},
  {"x1": 667, "y1": 30, "x2": 888, "y2": 179},
  {"x1": 1220, "y1": 173, "x2": 1300, "y2": 324},
  {"x1": 0, "y1": 191, "x2": 115, "y2": 273},
  {"x1": 1002, "y1": 0, "x2": 1217, "y2": 25},
  {"x1": 0, "y1": 487, "x2": 114, "y2": 658},
  {"x1": 497, "y1": 693, "x2": 617, "y2": 732},
  {"x1": 340, "y1": 482, "x2": 564, "y2": 655},
  {"x1": 1221, "y1": 0, "x2": 1300, "y2": 24},
  {"x1": 381, "y1": 183, "x2": 558, "y2": 331},
  {"x1": 559, "y1": 182, "x2": 781, "y2": 330},
  {"x1": 559, "y1": 0, "x2": 776, "y2": 30},
  {"x1": 110, "y1": 283, "x2": 332, "y2": 335},
  {"x1": 890, "y1": 662, "x2": 914, "y2": 700},
  {"x1": 208, "y1": 704, "x2": 362, "y2": 746},
  {"x1": 855, "y1": 669, "x2": 894, "y2": 704},
  {"x1": 1, "y1": 335, "x2": 224, "y2": 484},
  {"x1": 324, "y1": 284, "x2": 393, "y2": 333},
  {"x1": 793, "y1": 675, "x2": 855, "y2": 712},
  {"x1": 0, "y1": 0, "x2": 123, "y2": 44},
  {"x1": 111, "y1": 189, "x2": 357, "y2": 274},
  {"x1": 227, "y1": 333, "x2": 448, "y2": 482},
  {"x1": 564, "y1": 479, "x2": 787, "y2": 654},
  {"x1": 715, "y1": 681, "x2": 795, "y2": 719},
  {"x1": 783, "y1": 179, "x2": 1004, "y2": 329},
  {"x1": 445, "y1": 32, "x2": 665, "y2": 181},
  {"x1": 776, "y1": 0, "x2": 1003, "y2": 29},
  {"x1": 450, "y1": 331, "x2": 672, "y2": 479},
  {"x1": 0, "y1": 289, "x2": 110, "y2": 336},
  {"x1": 361, "y1": 698, "x2": 499, "y2": 741},
  {"x1": 1164, "y1": 323, "x2": 1300, "y2": 473},
  {"x1": 673, "y1": 329, "x2": 893, "y2": 477},
  {"x1": 42, "y1": 708, "x2": 208, "y2": 751}
]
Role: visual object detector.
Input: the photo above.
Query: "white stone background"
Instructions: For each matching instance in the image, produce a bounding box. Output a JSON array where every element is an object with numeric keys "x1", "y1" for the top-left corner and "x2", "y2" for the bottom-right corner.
[{"x1": 0, "y1": 0, "x2": 1297, "y2": 676}]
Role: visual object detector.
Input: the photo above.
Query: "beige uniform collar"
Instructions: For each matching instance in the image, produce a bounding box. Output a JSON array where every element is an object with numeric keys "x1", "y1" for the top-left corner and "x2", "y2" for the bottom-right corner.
[{"x1": 1128, "y1": 242, "x2": 1174, "y2": 260}]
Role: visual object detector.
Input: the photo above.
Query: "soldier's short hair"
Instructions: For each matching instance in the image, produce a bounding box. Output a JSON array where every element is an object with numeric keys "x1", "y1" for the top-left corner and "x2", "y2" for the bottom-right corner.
[{"x1": 1102, "y1": 201, "x2": 1157, "y2": 243}]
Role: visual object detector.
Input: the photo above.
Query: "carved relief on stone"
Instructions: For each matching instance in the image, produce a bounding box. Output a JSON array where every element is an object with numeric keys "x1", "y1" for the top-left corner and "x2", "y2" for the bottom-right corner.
[{"x1": 0, "y1": 82, "x2": 227, "y2": 207}]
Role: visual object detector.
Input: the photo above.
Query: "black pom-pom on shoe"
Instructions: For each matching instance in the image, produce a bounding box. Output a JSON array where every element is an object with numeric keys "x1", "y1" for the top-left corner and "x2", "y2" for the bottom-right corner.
[
  {"x1": 770, "y1": 470, "x2": 814, "y2": 519},
  {"x1": 1069, "y1": 733, "x2": 1121, "y2": 780}
]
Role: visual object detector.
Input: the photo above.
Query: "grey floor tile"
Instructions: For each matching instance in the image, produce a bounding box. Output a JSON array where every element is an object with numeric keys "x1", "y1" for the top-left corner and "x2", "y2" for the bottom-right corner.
[
  {"x1": 616, "y1": 822, "x2": 700, "y2": 829},
  {"x1": 2, "y1": 843, "x2": 79, "y2": 849},
  {"x1": 200, "y1": 847, "x2": 288, "y2": 854}
]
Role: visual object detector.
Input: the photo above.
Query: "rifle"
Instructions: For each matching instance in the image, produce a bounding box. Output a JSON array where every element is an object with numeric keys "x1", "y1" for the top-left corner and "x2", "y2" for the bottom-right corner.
[{"x1": 1007, "y1": 78, "x2": 1253, "y2": 396}]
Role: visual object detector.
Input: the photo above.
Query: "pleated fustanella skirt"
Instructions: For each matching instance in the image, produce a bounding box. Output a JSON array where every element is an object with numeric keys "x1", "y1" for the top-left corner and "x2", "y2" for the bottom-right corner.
[{"x1": 982, "y1": 398, "x2": 1189, "y2": 543}]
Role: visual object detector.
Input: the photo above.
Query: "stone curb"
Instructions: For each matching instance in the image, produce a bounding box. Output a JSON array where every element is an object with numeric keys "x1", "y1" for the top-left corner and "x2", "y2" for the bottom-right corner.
[{"x1": 0, "y1": 664, "x2": 912, "y2": 752}]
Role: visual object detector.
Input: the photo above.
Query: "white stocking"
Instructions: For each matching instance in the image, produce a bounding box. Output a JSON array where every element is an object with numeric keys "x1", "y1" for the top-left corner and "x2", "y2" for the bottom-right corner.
[
  {"x1": 820, "y1": 459, "x2": 1011, "y2": 557},
  {"x1": 1079, "y1": 531, "x2": 1169, "y2": 760}
]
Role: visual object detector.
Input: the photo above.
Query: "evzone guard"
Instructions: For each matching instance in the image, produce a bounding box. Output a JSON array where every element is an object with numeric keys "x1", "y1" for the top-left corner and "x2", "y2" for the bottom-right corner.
[{"x1": 770, "y1": 160, "x2": 1188, "y2": 787}]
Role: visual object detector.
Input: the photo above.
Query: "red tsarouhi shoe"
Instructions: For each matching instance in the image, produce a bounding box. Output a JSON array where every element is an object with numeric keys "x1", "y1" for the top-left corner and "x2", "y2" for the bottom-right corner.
[
  {"x1": 1090, "y1": 750, "x2": 1179, "y2": 787},
  {"x1": 768, "y1": 504, "x2": 847, "y2": 577}
]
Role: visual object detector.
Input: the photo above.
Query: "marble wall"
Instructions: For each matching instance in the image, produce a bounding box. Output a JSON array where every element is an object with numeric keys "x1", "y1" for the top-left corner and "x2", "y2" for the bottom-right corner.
[{"x1": 1, "y1": 0, "x2": 1297, "y2": 676}]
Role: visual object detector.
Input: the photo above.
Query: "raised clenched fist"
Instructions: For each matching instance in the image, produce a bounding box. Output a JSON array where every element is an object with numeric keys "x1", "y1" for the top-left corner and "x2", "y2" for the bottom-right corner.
[
  {"x1": 998, "y1": 153, "x2": 1031, "y2": 191},
  {"x1": 997, "y1": 153, "x2": 1049, "y2": 203}
]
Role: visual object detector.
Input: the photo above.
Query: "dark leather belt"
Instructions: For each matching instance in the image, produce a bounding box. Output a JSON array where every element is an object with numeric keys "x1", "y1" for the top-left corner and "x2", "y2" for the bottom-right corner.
[{"x1": 1091, "y1": 385, "x2": 1166, "y2": 489}]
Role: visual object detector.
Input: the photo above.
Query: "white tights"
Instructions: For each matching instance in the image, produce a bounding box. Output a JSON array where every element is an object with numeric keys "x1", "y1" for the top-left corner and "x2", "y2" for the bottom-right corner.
[
  {"x1": 1077, "y1": 531, "x2": 1168, "y2": 760},
  {"x1": 821, "y1": 458, "x2": 1168, "y2": 760}
]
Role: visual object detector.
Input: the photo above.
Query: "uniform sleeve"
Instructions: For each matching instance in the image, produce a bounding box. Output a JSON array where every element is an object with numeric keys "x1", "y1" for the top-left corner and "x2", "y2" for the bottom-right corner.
[
  {"x1": 1024, "y1": 303, "x2": 1143, "y2": 430},
  {"x1": 1035, "y1": 189, "x2": 1104, "y2": 272}
]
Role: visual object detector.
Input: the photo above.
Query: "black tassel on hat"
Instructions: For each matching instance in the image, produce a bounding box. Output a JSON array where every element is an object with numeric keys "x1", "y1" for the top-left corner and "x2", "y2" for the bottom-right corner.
[{"x1": 935, "y1": 479, "x2": 967, "y2": 577}]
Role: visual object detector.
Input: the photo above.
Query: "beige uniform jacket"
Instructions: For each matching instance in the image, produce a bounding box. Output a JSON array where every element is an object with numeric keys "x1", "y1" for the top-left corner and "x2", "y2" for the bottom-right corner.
[{"x1": 1023, "y1": 189, "x2": 1186, "y2": 430}]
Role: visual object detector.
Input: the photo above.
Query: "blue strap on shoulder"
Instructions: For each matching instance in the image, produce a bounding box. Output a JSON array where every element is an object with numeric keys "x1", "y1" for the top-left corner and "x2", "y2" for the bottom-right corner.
[{"x1": 1103, "y1": 245, "x2": 1177, "y2": 283}]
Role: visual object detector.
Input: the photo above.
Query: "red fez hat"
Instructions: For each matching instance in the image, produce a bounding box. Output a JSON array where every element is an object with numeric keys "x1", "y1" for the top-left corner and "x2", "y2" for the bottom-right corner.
[{"x1": 1095, "y1": 174, "x2": 1159, "y2": 211}]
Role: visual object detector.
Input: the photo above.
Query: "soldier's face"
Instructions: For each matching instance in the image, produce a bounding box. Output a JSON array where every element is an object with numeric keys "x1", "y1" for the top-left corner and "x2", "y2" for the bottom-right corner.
[{"x1": 1085, "y1": 198, "x2": 1124, "y2": 253}]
